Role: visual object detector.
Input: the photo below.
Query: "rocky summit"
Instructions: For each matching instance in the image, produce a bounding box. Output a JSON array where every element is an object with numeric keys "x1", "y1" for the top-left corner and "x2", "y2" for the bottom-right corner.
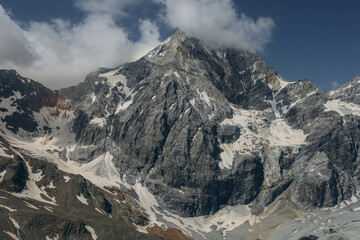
[{"x1": 1, "y1": 31, "x2": 360, "y2": 240}]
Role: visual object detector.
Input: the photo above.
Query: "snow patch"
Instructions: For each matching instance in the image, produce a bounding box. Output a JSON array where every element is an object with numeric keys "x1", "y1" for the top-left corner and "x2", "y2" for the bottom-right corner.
[
  {"x1": 89, "y1": 117, "x2": 106, "y2": 127},
  {"x1": 278, "y1": 76, "x2": 290, "y2": 88},
  {"x1": 0, "y1": 170, "x2": 7, "y2": 182},
  {"x1": 99, "y1": 69, "x2": 134, "y2": 109},
  {"x1": 12, "y1": 91, "x2": 24, "y2": 99},
  {"x1": 324, "y1": 99, "x2": 360, "y2": 117},
  {"x1": 215, "y1": 49, "x2": 226, "y2": 59},
  {"x1": 85, "y1": 225, "x2": 98, "y2": 240},
  {"x1": 284, "y1": 90, "x2": 319, "y2": 112},
  {"x1": 265, "y1": 94, "x2": 281, "y2": 118},
  {"x1": 46, "y1": 234, "x2": 59, "y2": 240},
  {"x1": 0, "y1": 204, "x2": 17, "y2": 212},
  {"x1": 134, "y1": 181, "x2": 160, "y2": 225},
  {"x1": 47, "y1": 181, "x2": 56, "y2": 189},
  {"x1": 345, "y1": 195, "x2": 359, "y2": 205},
  {"x1": 174, "y1": 71, "x2": 180, "y2": 79},
  {"x1": 24, "y1": 201, "x2": 39, "y2": 210},
  {"x1": 4, "y1": 107, "x2": 76, "y2": 166},
  {"x1": 99, "y1": 68, "x2": 119, "y2": 79},
  {"x1": 8, "y1": 213, "x2": 21, "y2": 240},
  {"x1": 95, "y1": 208, "x2": 104, "y2": 215},
  {"x1": 63, "y1": 175, "x2": 71, "y2": 182},
  {"x1": 133, "y1": 182, "x2": 256, "y2": 238},
  {"x1": 268, "y1": 76, "x2": 290, "y2": 91},
  {"x1": 0, "y1": 146, "x2": 12, "y2": 158},
  {"x1": 268, "y1": 119, "x2": 307, "y2": 147},
  {"x1": 353, "y1": 207, "x2": 360, "y2": 211},
  {"x1": 169, "y1": 103, "x2": 176, "y2": 110},
  {"x1": 4, "y1": 231, "x2": 19, "y2": 240},
  {"x1": 9, "y1": 214, "x2": 20, "y2": 230},
  {"x1": 281, "y1": 105, "x2": 290, "y2": 115},
  {"x1": 98, "y1": 70, "x2": 135, "y2": 114},
  {"x1": 0, "y1": 96, "x2": 22, "y2": 119},
  {"x1": 185, "y1": 205, "x2": 255, "y2": 236},
  {"x1": 175, "y1": 189, "x2": 185, "y2": 195},
  {"x1": 30, "y1": 107, "x2": 75, "y2": 145},
  {"x1": 219, "y1": 144, "x2": 236, "y2": 169},
  {"x1": 12, "y1": 159, "x2": 57, "y2": 206},
  {"x1": 6, "y1": 122, "x2": 132, "y2": 193},
  {"x1": 115, "y1": 99, "x2": 133, "y2": 113},
  {"x1": 56, "y1": 152, "x2": 131, "y2": 190},
  {"x1": 159, "y1": 50, "x2": 168, "y2": 57},
  {"x1": 199, "y1": 91, "x2": 211, "y2": 106},
  {"x1": 43, "y1": 206, "x2": 53, "y2": 212},
  {"x1": 194, "y1": 89, "x2": 213, "y2": 107},
  {"x1": 219, "y1": 106, "x2": 307, "y2": 169},
  {"x1": 76, "y1": 194, "x2": 88, "y2": 205},
  {"x1": 89, "y1": 93, "x2": 96, "y2": 104},
  {"x1": 162, "y1": 37, "x2": 171, "y2": 45}
]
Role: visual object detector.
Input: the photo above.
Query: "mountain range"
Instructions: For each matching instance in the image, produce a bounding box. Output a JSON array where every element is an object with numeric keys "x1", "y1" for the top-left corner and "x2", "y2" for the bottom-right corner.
[{"x1": 0, "y1": 31, "x2": 360, "y2": 240}]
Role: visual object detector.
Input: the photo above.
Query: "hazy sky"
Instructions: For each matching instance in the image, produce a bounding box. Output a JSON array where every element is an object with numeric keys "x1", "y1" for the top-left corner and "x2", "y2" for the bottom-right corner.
[{"x1": 0, "y1": 0, "x2": 359, "y2": 90}]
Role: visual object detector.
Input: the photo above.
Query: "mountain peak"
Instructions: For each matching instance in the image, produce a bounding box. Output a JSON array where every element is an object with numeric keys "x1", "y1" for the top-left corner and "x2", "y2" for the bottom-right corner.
[
  {"x1": 145, "y1": 30, "x2": 256, "y2": 62},
  {"x1": 329, "y1": 76, "x2": 360, "y2": 104},
  {"x1": 0, "y1": 69, "x2": 18, "y2": 74}
]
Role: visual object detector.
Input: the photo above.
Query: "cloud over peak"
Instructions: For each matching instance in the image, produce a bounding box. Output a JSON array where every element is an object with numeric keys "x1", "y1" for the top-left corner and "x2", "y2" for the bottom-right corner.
[
  {"x1": 0, "y1": 0, "x2": 275, "y2": 89},
  {"x1": 157, "y1": 0, "x2": 275, "y2": 51}
]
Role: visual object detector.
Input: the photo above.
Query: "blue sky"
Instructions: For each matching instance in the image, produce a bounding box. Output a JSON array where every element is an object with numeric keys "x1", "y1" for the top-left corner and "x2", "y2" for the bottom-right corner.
[{"x1": 0, "y1": 0, "x2": 359, "y2": 90}]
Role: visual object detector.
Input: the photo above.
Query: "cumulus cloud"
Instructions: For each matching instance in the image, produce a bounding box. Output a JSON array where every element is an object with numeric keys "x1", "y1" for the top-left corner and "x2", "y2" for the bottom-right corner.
[
  {"x1": 0, "y1": 3, "x2": 160, "y2": 89},
  {"x1": 0, "y1": 0, "x2": 276, "y2": 89},
  {"x1": 157, "y1": 0, "x2": 275, "y2": 51},
  {"x1": 0, "y1": 7, "x2": 37, "y2": 66}
]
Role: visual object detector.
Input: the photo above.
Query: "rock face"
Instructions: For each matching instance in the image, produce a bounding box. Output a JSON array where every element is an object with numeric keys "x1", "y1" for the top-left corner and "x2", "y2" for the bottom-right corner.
[
  {"x1": 0, "y1": 69, "x2": 58, "y2": 133},
  {"x1": 1, "y1": 31, "x2": 360, "y2": 239}
]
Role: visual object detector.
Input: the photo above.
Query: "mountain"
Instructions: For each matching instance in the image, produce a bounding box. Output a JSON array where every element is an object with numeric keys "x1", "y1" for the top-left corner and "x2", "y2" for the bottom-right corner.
[{"x1": 1, "y1": 31, "x2": 360, "y2": 240}]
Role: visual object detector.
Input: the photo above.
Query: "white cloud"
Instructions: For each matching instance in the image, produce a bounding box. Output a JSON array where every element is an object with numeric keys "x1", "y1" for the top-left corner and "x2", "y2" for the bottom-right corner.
[
  {"x1": 157, "y1": 0, "x2": 274, "y2": 51},
  {"x1": 0, "y1": 4, "x2": 160, "y2": 89},
  {"x1": 0, "y1": 6, "x2": 37, "y2": 66},
  {"x1": 75, "y1": 0, "x2": 141, "y2": 17},
  {"x1": 0, "y1": 0, "x2": 275, "y2": 89},
  {"x1": 331, "y1": 81, "x2": 340, "y2": 90}
]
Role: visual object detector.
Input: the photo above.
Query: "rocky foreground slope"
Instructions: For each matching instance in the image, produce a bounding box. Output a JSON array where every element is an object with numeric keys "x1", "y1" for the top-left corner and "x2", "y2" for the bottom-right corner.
[{"x1": 1, "y1": 31, "x2": 360, "y2": 239}]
